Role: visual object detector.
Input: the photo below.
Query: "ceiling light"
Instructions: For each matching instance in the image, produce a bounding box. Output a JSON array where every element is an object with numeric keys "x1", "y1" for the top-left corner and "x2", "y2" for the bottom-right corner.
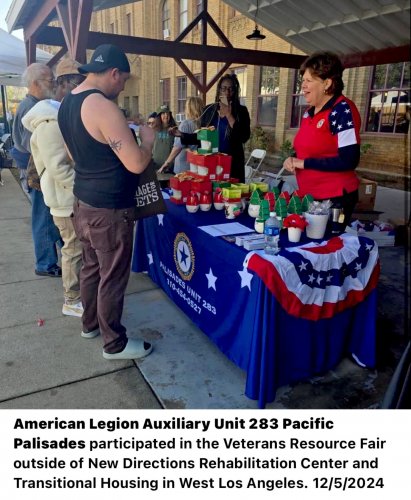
[
  {"x1": 246, "y1": 0, "x2": 266, "y2": 40},
  {"x1": 246, "y1": 26, "x2": 266, "y2": 40}
]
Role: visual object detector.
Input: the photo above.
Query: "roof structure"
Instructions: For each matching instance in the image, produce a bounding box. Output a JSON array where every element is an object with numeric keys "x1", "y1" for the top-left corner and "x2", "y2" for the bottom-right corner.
[
  {"x1": 225, "y1": 0, "x2": 410, "y2": 64},
  {"x1": 3, "y1": 0, "x2": 410, "y2": 97}
]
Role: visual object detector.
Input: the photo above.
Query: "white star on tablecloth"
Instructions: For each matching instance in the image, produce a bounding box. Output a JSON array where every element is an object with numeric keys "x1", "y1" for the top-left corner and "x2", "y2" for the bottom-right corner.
[
  {"x1": 366, "y1": 243, "x2": 373, "y2": 251},
  {"x1": 298, "y1": 262, "x2": 308, "y2": 271},
  {"x1": 355, "y1": 262, "x2": 362, "y2": 271},
  {"x1": 238, "y1": 267, "x2": 253, "y2": 291},
  {"x1": 205, "y1": 268, "x2": 217, "y2": 290},
  {"x1": 157, "y1": 214, "x2": 164, "y2": 225},
  {"x1": 147, "y1": 252, "x2": 153, "y2": 265}
]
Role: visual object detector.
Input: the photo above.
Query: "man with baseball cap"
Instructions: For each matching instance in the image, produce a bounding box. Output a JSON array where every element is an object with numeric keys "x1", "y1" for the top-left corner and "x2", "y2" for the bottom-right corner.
[
  {"x1": 58, "y1": 44, "x2": 155, "y2": 360},
  {"x1": 22, "y1": 58, "x2": 85, "y2": 317}
]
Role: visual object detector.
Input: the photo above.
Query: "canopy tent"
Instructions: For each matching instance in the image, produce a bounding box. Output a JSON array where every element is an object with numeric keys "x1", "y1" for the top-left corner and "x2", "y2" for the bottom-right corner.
[{"x1": 0, "y1": 28, "x2": 51, "y2": 87}]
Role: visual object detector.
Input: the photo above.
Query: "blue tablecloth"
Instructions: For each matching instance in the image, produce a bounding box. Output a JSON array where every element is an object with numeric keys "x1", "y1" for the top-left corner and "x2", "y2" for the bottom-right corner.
[{"x1": 132, "y1": 199, "x2": 379, "y2": 407}]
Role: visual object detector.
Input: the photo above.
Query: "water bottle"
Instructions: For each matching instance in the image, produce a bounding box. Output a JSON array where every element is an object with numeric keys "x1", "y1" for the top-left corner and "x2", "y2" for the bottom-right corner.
[{"x1": 264, "y1": 212, "x2": 281, "y2": 255}]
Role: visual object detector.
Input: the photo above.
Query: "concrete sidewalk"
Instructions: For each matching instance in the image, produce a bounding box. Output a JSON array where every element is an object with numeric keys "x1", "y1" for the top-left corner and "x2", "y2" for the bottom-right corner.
[{"x1": 0, "y1": 168, "x2": 409, "y2": 409}]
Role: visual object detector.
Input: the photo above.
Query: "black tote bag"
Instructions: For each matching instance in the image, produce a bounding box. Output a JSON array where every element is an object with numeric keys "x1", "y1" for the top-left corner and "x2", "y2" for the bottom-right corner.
[{"x1": 134, "y1": 160, "x2": 167, "y2": 219}]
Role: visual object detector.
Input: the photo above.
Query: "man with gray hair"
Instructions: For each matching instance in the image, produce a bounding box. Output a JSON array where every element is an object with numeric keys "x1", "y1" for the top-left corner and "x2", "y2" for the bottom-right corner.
[
  {"x1": 23, "y1": 59, "x2": 86, "y2": 317},
  {"x1": 11, "y1": 63, "x2": 62, "y2": 277}
]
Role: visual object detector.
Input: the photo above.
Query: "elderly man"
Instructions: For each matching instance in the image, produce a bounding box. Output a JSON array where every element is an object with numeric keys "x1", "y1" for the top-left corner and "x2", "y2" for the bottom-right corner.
[
  {"x1": 22, "y1": 59, "x2": 86, "y2": 317},
  {"x1": 12, "y1": 63, "x2": 62, "y2": 277},
  {"x1": 58, "y1": 44, "x2": 155, "y2": 360}
]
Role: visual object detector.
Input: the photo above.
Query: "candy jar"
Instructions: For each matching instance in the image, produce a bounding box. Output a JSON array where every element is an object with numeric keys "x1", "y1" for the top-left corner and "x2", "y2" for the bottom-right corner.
[
  {"x1": 186, "y1": 191, "x2": 199, "y2": 213},
  {"x1": 200, "y1": 191, "x2": 212, "y2": 211},
  {"x1": 213, "y1": 188, "x2": 224, "y2": 210}
]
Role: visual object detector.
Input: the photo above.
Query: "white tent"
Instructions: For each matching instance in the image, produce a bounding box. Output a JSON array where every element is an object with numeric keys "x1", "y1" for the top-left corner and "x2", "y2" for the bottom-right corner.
[{"x1": 0, "y1": 28, "x2": 52, "y2": 87}]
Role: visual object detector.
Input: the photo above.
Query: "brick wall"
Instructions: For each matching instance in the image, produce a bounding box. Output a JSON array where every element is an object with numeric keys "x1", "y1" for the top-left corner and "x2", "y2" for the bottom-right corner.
[{"x1": 90, "y1": 0, "x2": 410, "y2": 185}]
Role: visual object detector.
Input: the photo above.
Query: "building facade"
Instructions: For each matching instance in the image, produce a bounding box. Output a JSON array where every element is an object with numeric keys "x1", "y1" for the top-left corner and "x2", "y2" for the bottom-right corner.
[{"x1": 90, "y1": 0, "x2": 410, "y2": 185}]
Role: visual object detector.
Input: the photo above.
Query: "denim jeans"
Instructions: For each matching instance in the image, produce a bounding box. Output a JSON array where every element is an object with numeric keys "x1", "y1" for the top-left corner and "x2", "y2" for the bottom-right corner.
[
  {"x1": 72, "y1": 199, "x2": 135, "y2": 353},
  {"x1": 30, "y1": 189, "x2": 61, "y2": 272},
  {"x1": 53, "y1": 215, "x2": 82, "y2": 303}
]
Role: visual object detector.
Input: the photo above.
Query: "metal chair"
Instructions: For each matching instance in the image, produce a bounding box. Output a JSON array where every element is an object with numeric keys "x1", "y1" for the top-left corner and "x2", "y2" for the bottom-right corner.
[{"x1": 244, "y1": 148, "x2": 266, "y2": 182}]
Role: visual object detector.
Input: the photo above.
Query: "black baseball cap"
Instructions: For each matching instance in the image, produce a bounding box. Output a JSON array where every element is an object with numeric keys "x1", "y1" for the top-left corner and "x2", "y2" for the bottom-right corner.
[{"x1": 78, "y1": 44, "x2": 130, "y2": 75}]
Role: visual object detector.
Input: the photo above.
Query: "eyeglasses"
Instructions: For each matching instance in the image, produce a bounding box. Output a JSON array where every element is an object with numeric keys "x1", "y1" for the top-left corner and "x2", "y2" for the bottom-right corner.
[
  {"x1": 147, "y1": 120, "x2": 156, "y2": 125},
  {"x1": 220, "y1": 86, "x2": 233, "y2": 92}
]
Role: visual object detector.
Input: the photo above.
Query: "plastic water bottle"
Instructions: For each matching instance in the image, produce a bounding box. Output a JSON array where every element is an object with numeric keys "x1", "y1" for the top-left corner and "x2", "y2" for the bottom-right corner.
[{"x1": 264, "y1": 212, "x2": 281, "y2": 255}]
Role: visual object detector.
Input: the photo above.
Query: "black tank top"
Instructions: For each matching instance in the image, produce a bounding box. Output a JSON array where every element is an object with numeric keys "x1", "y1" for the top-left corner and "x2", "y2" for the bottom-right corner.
[{"x1": 57, "y1": 89, "x2": 138, "y2": 208}]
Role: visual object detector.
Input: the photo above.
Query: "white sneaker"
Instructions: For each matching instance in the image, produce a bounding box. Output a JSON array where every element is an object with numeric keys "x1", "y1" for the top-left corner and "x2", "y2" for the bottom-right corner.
[{"x1": 62, "y1": 301, "x2": 83, "y2": 318}]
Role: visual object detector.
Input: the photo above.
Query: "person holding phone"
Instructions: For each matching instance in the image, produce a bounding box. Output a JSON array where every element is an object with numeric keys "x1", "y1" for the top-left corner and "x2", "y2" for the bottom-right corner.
[{"x1": 171, "y1": 74, "x2": 250, "y2": 182}]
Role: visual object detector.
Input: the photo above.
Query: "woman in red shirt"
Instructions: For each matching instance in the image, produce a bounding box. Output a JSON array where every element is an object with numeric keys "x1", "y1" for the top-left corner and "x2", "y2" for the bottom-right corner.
[{"x1": 283, "y1": 52, "x2": 361, "y2": 225}]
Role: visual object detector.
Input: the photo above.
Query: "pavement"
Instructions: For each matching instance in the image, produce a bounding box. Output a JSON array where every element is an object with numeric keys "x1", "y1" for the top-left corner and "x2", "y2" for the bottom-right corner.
[{"x1": 0, "y1": 167, "x2": 409, "y2": 410}]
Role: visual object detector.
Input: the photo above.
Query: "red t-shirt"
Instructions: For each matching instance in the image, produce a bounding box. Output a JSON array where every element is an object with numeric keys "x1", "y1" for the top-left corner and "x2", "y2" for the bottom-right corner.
[{"x1": 294, "y1": 95, "x2": 361, "y2": 199}]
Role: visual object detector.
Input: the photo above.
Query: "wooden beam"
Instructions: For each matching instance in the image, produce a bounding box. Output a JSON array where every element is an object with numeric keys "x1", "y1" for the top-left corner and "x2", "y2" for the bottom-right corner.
[
  {"x1": 55, "y1": 2, "x2": 71, "y2": 56},
  {"x1": 342, "y1": 44, "x2": 410, "y2": 68},
  {"x1": 205, "y1": 12, "x2": 232, "y2": 47},
  {"x1": 23, "y1": 0, "x2": 57, "y2": 41},
  {"x1": 36, "y1": 26, "x2": 307, "y2": 68},
  {"x1": 72, "y1": 0, "x2": 93, "y2": 63},
  {"x1": 25, "y1": 38, "x2": 36, "y2": 65},
  {"x1": 48, "y1": 46, "x2": 68, "y2": 68}
]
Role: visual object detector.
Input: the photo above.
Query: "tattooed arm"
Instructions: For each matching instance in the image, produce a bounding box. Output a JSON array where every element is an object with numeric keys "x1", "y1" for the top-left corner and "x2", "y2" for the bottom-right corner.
[{"x1": 80, "y1": 92, "x2": 154, "y2": 174}]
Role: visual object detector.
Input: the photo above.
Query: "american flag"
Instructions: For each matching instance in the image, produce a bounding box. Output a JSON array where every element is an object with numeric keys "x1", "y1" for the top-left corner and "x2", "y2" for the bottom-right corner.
[
  {"x1": 329, "y1": 100, "x2": 358, "y2": 148},
  {"x1": 245, "y1": 234, "x2": 380, "y2": 321}
]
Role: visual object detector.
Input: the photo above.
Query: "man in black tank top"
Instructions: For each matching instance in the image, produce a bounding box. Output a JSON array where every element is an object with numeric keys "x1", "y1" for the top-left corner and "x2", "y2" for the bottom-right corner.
[{"x1": 58, "y1": 45, "x2": 155, "y2": 360}]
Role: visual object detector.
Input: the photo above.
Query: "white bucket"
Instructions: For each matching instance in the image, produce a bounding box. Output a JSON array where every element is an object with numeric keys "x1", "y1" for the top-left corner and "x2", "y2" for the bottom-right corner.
[{"x1": 304, "y1": 212, "x2": 329, "y2": 239}]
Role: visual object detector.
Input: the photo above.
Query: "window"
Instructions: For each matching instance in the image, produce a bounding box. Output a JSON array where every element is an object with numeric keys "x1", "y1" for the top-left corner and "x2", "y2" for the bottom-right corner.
[
  {"x1": 177, "y1": 76, "x2": 187, "y2": 113},
  {"x1": 160, "y1": 78, "x2": 170, "y2": 108},
  {"x1": 179, "y1": 0, "x2": 188, "y2": 33},
  {"x1": 195, "y1": 0, "x2": 203, "y2": 15},
  {"x1": 126, "y1": 13, "x2": 132, "y2": 36},
  {"x1": 162, "y1": 0, "x2": 170, "y2": 35},
  {"x1": 257, "y1": 66, "x2": 280, "y2": 126},
  {"x1": 123, "y1": 96, "x2": 130, "y2": 113},
  {"x1": 132, "y1": 96, "x2": 139, "y2": 115},
  {"x1": 194, "y1": 0, "x2": 203, "y2": 30},
  {"x1": 366, "y1": 62, "x2": 410, "y2": 134},
  {"x1": 232, "y1": 67, "x2": 247, "y2": 104},
  {"x1": 228, "y1": 7, "x2": 240, "y2": 19},
  {"x1": 290, "y1": 70, "x2": 307, "y2": 128},
  {"x1": 194, "y1": 73, "x2": 203, "y2": 96}
]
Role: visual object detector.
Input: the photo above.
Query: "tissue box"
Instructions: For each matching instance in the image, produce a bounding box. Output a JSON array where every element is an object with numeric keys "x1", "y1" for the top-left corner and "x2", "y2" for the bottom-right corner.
[
  {"x1": 187, "y1": 151, "x2": 232, "y2": 180},
  {"x1": 215, "y1": 153, "x2": 232, "y2": 180},
  {"x1": 196, "y1": 128, "x2": 219, "y2": 154}
]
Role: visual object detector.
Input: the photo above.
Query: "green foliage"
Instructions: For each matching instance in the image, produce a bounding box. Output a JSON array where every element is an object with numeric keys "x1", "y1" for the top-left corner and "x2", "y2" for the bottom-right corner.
[
  {"x1": 248, "y1": 126, "x2": 268, "y2": 152},
  {"x1": 288, "y1": 195, "x2": 302, "y2": 215},
  {"x1": 360, "y1": 143, "x2": 372, "y2": 155},
  {"x1": 279, "y1": 140, "x2": 296, "y2": 162}
]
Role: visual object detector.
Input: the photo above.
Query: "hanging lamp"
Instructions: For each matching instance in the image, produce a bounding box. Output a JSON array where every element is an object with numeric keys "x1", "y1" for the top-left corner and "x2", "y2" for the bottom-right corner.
[{"x1": 246, "y1": 0, "x2": 266, "y2": 40}]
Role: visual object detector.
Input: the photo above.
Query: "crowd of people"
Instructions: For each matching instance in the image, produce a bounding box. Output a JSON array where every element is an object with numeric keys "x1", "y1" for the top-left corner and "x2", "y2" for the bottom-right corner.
[{"x1": 10, "y1": 44, "x2": 361, "y2": 361}]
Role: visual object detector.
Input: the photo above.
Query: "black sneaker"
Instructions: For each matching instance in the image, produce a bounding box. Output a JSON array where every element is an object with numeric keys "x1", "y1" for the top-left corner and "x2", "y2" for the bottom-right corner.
[{"x1": 35, "y1": 267, "x2": 62, "y2": 278}]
